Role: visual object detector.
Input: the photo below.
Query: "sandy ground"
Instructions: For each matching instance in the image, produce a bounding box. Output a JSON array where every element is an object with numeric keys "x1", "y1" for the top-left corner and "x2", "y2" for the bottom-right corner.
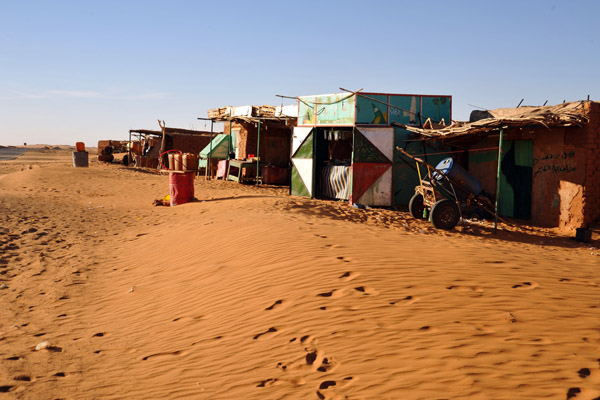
[{"x1": 1, "y1": 149, "x2": 599, "y2": 400}]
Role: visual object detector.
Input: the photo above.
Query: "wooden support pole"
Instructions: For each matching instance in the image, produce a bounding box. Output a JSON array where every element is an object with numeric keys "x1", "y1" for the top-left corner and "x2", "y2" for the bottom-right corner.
[
  {"x1": 494, "y1": 129, "x2": 504, "y2": 234},
  {"x1": 128, "y1": 131, "x2": 131, "y2": 167},
  {"x1": 158, "y1": 120, "x2": 166, "y2": 169},
  {"x1": 208, "y1": 120, "x2": 213, "y2": 179},
  {"x1": 256, "y1": 119, "x2": 261, "y2": 185}
]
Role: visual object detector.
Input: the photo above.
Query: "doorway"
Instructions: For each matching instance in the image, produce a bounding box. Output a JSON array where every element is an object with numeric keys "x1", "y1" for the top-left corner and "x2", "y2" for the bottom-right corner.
[{"x1": 499, "y1": 140, "x2": 533, "y2": 219}]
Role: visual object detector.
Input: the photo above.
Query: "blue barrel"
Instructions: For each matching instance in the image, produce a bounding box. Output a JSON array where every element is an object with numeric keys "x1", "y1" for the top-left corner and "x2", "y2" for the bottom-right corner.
[{"x1": 433, "y1": 157, "x2": 482, "y2": 196}]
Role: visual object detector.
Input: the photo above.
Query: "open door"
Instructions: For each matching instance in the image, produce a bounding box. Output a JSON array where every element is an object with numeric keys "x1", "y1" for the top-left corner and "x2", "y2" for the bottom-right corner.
[
  {"x1": 291, "y1": 127, "x2": 314, "y2": 197},
  {"x1": 499, "y1": 140, "x2": 533, "y2": 219}
]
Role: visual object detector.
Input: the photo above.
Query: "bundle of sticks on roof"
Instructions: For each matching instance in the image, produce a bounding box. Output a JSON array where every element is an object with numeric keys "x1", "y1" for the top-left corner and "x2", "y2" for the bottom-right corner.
[{"x1": 401, "y1": 101, "x2": 591, "y2": 139}]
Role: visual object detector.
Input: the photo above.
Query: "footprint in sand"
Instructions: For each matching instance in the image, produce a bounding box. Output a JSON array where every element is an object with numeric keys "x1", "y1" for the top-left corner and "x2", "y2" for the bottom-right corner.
[
  {"x1": 511, "y1": 281, "x2": 539, "y2": 289},
  {"x1": 316, "y1": 376, "x2": 357, "y2": 399},
  {"x1": 253, "y1": 327, "x2": 279, "y2": 340},
  {"x1": 171, "y1": 315, "x2": 205, "y2": 323},
  {"x1": 265, "y1": 299, "x2": 288, "y2": 311},
  {"x1": 256, "y1": 378, "x2": 280, "y2": 387},
  {"x1": 289, "y1": 335, "x2": 317, "y2": 345},
  {"x1": 142, "y1": 350, "x2": 188, "y2": 361},
  {"x1": 389, "y1": 295, "x2": 420, "y2": 306},
  {"x1": 417, "y1": 325, "x2": 439, "y2": 333},
  {"x1": 319, "y1": 305, "x2": 359, "y2": 311},
  {"x1": 566, "y1": 387, "x2": 580, "y2": 399},
  {"x1": 577, "y1": 368, "x2": 590, "y2": 378},
  {"x1": 315, "y1": 356, "x2": 339, "y2": 373},
  {"x1": 354, "y1": 286, "x2": 378, "y2": 296},
  {"x1": 338, "y1": 271, "x2": 360, "y2": 282},
  {"x1": 335, "y1": 256, "x2": 353, "y2": 263},
  {"x1": 446, "y1": 285, "x2": 484, "y2": 293},
  {"x1": 318, "y1": 376, "x2": 356, "y2": 389},
  {"x1": 256, "y1": 376, "x2": 305, "y2": 388},
  {"x1": 317, "y1": 289, "x2": 344, "y2": 298}
]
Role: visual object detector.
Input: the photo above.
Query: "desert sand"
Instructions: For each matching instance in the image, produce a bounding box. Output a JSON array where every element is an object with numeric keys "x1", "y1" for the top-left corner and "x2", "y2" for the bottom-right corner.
[{"x1": 1, "y1": 148, "x2": 599, "y2": 400}]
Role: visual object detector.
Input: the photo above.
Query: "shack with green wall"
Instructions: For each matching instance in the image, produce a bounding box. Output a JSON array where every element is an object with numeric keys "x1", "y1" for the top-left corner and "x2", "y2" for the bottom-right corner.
[
  {"x1": 401, "y1": 101, "x2": 600, "y2": 233},
  {"x1": 291, "y1": 91, "x2": 452, "y2": 206}
]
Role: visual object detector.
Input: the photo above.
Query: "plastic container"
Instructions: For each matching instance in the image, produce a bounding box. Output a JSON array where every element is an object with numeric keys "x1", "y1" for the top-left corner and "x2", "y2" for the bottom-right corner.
[
  {"x1": 75, "y1": 142, "x2": 85, "y2": 152},
  {"x1": 173, "y1": 153, "x2": 182, "y2": 171},
  {"x1": 168, "y1": 153, "x2": 175, "y2": 170},
  {"x1": 182, "y1": 153, "x2": 198, "y2": 171},
  {"x1": 169, "y1": 172, "x2": 195, "y2": 206},
  {"x1": 433, "y1": 157, "x2": 482, "y2": 196},
  {"x1": 72, "y1": 151, "x2": 89, "y2": 167}
]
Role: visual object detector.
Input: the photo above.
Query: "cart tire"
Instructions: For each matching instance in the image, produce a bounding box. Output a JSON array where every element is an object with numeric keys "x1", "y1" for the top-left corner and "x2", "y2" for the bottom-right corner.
[
  {"x1": 429, "y1": 199, "x2": 460, "y2": 229},
  {"x1": 409, "y1": 193, "x2": 426, "y2": 219}
]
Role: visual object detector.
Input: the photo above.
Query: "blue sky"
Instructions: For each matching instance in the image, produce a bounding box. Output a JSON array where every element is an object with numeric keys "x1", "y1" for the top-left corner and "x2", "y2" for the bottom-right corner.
[{"x1": 1, "y1": 0, "x2": 598, "y2": 145}]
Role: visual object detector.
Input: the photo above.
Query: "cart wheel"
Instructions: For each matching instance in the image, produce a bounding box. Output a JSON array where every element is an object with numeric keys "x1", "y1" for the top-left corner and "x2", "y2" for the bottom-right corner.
[
  {"x1": 429, "y1": 199, "x2": 460, "y2": 229},
  {"x1": 409, "y1": 193, "x2": 426, "y2": 219}
]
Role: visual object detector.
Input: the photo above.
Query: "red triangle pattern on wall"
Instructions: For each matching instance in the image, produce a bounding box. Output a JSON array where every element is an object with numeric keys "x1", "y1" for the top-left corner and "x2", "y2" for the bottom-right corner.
[{"x1": 351, "y1": 163, "x2": 391, "y2": 203}]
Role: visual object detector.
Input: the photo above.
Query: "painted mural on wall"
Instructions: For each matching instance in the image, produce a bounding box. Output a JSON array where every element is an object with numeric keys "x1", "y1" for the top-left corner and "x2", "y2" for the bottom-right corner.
[
  {"x1": 421, "y1": 96, "x2": 451, "y2": 124},
  {"x1": 389, "y1": 95, "x2": 419, "y2": 126},
  {"x1": 533, "y1": 150, "x2": 576, "y2": 176},
  {"x1": 298, "y1": 93, "x2": 451, "y2": 127},
  {"x1": 355, "y1": 94, "x2": 388, "y2": 125},
  {"x1": 298, "y1": 94, "x2": 355, "y2": 126}
]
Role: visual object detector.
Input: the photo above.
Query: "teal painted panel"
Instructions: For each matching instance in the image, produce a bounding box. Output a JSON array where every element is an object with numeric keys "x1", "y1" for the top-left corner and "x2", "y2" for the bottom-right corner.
[
  {"x1": 421, "y1": 96, "x2": 451, "y2": 125},
  {"x1": 514, "y1": 140, "x2": 533, "y2": 167},
  {"x1": 389, "y1": 95, "x2": 420, "y2": 126},
  {"x1": 199, "y1": 134, "x2": 230, "y2": 159},
  {"x1": 317, "y1": 94, "x2": 355, "y2": 125},
  {"x1": 355, "y1": 94, "x2": 388, "y2": 125},
  {"x1": 298, "y1": 94, "x2": 355, "y2": 126}
]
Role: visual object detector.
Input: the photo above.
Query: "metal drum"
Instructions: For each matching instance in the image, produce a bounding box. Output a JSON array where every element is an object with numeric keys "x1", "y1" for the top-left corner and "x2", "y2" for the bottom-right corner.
[
  {"x1": 72, "y1": 151, "x2": 89, "y2": 167},
  {"x1": 433, "y1": 157, "x2": 482, "y2": 197}
]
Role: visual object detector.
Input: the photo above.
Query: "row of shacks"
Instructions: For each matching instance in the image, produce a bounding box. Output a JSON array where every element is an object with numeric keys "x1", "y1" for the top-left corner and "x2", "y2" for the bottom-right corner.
[{"x1": 124, "y1": 91, "x2": 600, "y2": 233}]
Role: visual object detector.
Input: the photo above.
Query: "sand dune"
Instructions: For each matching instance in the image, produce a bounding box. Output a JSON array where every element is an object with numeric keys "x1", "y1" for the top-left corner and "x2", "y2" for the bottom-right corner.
[{"x1": 1, "y1": 150, "x2": 599, "y2": 399}]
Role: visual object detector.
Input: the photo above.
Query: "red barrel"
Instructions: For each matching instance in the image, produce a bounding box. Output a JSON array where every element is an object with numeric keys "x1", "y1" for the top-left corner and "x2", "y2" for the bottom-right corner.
[{"x1": 169, "y1": 172, "x2": 194, "y2": 206}]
